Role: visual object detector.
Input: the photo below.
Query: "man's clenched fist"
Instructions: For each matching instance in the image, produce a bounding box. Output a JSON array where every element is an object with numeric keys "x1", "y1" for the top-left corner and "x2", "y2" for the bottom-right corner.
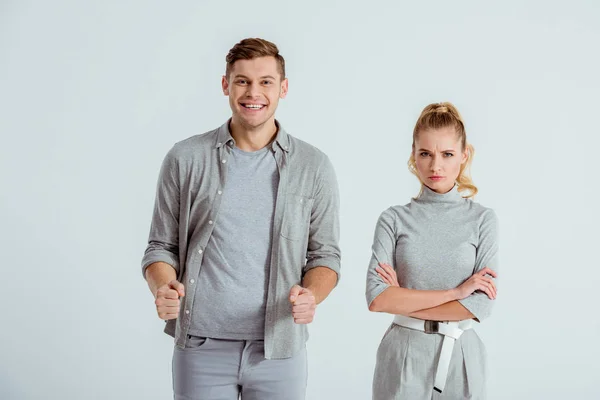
[
  {"x1": 155, "y1": 280, "x2": 185, "y2": 320},
  {"x1": 289, "y1": 285, "x2": 316, "y2": 324}
]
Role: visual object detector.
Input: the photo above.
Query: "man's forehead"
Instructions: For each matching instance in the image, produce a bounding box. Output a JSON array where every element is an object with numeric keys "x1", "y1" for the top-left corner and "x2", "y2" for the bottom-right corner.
[{"x1": 230, "y1": 57, "x2": 280, "y2": 77}]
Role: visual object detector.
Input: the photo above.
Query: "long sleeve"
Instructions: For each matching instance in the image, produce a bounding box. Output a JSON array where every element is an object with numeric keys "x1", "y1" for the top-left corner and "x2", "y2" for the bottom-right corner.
[
  {"x1": 458, "y1": 208, "x2": 499, "y2": 321},
  {"x1": 304, "y1": 155, "x2": 341, "y2": 278},
  {"x1": 141, "y1": 148, "x2": 181, "y2": 278},
  {"x1": 365, "y1": 208, "x2": 397, "y2": 307}
]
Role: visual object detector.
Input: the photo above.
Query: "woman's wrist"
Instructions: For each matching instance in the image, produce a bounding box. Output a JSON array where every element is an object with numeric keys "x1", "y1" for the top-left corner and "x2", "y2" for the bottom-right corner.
[{"x1": 447, "y1": 288, "x2": 460, "y2": 302}]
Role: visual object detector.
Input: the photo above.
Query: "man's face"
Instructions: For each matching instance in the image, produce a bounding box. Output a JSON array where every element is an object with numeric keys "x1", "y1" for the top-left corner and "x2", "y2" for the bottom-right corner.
[{"x1": 222, "y1": 56, "x2": 288, "y2": 130}]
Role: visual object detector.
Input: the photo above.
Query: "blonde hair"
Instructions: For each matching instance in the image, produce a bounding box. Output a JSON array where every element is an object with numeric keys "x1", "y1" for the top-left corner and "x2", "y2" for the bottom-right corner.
[{"x1": 408, "y1": 102, "x2": 478, "y2": 198}]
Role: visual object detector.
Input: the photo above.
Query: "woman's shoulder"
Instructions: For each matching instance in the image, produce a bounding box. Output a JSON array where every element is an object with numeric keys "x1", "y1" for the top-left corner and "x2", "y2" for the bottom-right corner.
[{"x1": 464, "y1": 198, "x2": 498, "y2": 223}]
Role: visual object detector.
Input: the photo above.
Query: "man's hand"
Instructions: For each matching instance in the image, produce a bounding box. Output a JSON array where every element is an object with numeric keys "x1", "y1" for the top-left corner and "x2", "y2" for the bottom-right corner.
[
  {"x1": 155, "y1": 280, "x2": 185, "y2": 320},
  {"x1": 289, "y1": 285, "x2": 317, "y2": 324}
]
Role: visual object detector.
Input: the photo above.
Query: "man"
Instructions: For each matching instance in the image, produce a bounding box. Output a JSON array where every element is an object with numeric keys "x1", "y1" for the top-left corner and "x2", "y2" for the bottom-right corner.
[{"x1": 141, "y1": 38, "x2": 341, "y2": 399}]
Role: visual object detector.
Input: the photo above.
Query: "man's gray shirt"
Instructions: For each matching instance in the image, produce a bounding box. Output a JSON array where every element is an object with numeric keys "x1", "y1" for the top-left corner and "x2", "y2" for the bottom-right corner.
[
  {"x1": 189, "y1": 145, "x2": 278, "y2": 340},
  {"x1": 141, "y1": 120, "x2": 341, "y2": 359}
]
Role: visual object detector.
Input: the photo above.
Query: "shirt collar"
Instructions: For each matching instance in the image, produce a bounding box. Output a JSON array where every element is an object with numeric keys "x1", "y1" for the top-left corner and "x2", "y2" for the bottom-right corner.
[{"x1": 215, "y1": 119, "x2": 290, "y2": 153}]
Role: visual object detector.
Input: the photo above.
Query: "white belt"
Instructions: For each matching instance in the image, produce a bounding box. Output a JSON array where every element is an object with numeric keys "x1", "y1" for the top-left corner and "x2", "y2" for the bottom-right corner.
[{"x1": 393, "y1": 315, "x2": 475, "y2": 394}]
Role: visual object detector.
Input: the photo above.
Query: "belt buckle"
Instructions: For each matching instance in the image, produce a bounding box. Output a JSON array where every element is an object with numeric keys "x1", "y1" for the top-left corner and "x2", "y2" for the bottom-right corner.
[{"x1": 424, "y1": 320, "x2": 439, "y2": 334}]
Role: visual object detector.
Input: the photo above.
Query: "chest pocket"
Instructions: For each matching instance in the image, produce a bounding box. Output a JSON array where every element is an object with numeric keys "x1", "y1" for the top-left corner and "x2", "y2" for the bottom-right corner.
[{"x1": 280, "y1": 193, "x2": 314, "y2": 240}]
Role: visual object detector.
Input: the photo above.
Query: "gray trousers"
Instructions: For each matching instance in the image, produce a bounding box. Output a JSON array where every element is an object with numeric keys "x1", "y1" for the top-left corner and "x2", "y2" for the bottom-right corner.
[
  {"x1": 172, "y1": 336, "x2": 307, "y2": 400},
  {"x1": 373, "y1": 324, "x2": 487, "y2": 400}
]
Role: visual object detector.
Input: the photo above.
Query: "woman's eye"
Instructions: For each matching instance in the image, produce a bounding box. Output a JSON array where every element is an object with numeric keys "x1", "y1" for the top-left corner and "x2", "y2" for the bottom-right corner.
[
  {"x1": 420, "y1": 152, "x2": 429, "y2": 157},
  {"x1": 444, "y1": 152, "x2": 454, "y2": 157}
]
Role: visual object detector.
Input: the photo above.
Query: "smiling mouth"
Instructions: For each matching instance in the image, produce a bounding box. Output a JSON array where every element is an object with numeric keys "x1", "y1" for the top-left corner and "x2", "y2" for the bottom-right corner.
[{"x1": 240, "y1": 103, "x2": 266, "y2": 110}]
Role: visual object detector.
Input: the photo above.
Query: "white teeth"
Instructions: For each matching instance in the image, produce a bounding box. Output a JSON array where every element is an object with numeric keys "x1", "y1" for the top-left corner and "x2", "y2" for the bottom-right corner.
[{"x1": 243, "y1": 104, "x2": 264, "y2": 109}]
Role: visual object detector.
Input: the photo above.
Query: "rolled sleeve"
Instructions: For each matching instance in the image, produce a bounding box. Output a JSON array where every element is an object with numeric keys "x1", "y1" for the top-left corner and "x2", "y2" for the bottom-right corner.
[
  {"x1": 303, "y1": 156, "x2": 341, "y2": 279},
  {"x1": 458, "y1": 209, "x2": 499, "y2": 321},
  {"x1": 366, "y1": 208, "x2": 395, "y2": 306},
  {"x1": 141, "y1": 148, "x2": 181, "y2": 279}
]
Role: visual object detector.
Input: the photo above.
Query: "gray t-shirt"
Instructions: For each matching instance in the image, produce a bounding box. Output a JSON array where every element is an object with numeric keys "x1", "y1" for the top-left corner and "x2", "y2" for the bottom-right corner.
[{"x1": 189, "y1": 145, "x2": 279, "y2": 339}]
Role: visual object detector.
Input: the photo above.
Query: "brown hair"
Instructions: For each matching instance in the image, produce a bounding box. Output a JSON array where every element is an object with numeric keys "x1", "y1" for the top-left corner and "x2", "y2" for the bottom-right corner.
[
  {"x1": 225, "y1": 38, "x2": 286, "y2": 80},
  {"x1": 408, "y1": 102, "x2": 478, "y2": 198}
]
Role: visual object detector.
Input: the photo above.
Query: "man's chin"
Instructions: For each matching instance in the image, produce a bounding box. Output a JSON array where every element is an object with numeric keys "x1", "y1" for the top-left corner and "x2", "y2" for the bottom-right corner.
[
  {"x1": 242, "y1": 119, "x2": 265, "y2": 129},
  {"x1": 236, "y1": 114, "x2": 271, "y2": 129}
]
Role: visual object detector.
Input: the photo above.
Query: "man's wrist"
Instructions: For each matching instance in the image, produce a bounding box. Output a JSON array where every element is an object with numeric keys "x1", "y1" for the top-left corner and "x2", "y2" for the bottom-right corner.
[{"x1": 304, "y1": 285, "x2": 320, "y2": 304}]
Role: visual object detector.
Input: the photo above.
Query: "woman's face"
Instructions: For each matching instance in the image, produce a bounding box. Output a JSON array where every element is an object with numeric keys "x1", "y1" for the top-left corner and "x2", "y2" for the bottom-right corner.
[{"x1": 413, "y1": 127, "x2": 468, "y2": 194}]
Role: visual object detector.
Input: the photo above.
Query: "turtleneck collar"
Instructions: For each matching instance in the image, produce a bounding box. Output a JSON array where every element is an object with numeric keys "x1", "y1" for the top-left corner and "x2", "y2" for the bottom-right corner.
[{"x1": 415, "y1": 183, "x2": 464, "y2": 204}]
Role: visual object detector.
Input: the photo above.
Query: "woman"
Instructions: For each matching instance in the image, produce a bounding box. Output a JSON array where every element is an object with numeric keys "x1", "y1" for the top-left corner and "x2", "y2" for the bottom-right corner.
[{"x1": 366, "y1": 102, "x2": 499, "y2": 399}]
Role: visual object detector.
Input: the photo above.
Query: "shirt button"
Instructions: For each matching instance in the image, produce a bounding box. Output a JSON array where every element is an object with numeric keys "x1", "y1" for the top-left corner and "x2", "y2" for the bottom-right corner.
[
  {"x1": 208, "y1": 220, "x2": 213, "y2": 224},
  {"x1": 217, "y1": 142, "x2": 222, "y2": 146},
  {"x1": 185, "y1": 310, "x2": 190, "y2": 315},
  {"x1": 217, "y1": 190, "x2": 222, "y2": 195},
  {"x1": 222, "y1": 159, "x2": 227, "y2": 163},
  {"x1": 198, "y1": 249, "x2": 203, "y2": 254},
  {"x1": 190, "y1": 279, "x2": 195, "y2": 284}
]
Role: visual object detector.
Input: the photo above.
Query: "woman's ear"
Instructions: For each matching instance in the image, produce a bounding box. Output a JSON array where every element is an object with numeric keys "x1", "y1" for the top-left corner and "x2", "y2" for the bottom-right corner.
[{"x1": 461, "y1": 145, "x2": 470, "y2": 164}]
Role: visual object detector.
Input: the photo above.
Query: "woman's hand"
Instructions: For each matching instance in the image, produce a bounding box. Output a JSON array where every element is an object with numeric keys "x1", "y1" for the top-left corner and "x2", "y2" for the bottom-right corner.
[
  {"x1": 455, "y1": 267, "x2": 497, "y2": 300},
  {"x1": 376, "y1": 263, "x2": 400, "y2": 287}
]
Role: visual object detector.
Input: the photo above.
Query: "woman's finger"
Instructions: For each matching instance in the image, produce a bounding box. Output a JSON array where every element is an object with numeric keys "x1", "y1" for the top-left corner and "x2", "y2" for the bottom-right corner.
[
  {"x1": 483, "y1": 278, "x2": 497, "y2": 297},
  {"x1": 376, "y1": 267, "x2": 392, "y2": 281},
  {"x1": 381, "y1": 264, "x2": 399, "y2": 283},
  {"x1": 377, "y1": 271, "x2": 389, "y2": 280},
  {"x1": 377, "y1": 271, "x2": 392, "y2": 284},
  {"x1": 478, "y1": 267, "x2": 497, "y2": 278},
  {"x1": 381, "y1": 263, "x2": 395, "y2": 274},
  {"x1": 472, "y1": 277, "x2": 493, "y2": 299},
  {"x1": 480, "y1": 276, "x2": 497, "y2": 294},
  {"x1": 481, "y1": 282, "x2": 494, "y2": 300}
]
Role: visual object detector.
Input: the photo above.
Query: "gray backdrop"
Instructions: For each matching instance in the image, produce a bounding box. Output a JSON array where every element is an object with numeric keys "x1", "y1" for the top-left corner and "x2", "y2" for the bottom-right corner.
[{"x1": 1, "y1": 1, "x2": 598, "y2": 399}]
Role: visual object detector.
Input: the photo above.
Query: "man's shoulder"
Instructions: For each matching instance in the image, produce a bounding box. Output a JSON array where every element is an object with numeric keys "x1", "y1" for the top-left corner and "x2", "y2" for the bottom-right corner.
[
  {"x1": 287, "y1": 133, "x2": 330, "y2": 165},
  {"x1": 166, "y1": 127, "x2": 219, "y2": 159}
]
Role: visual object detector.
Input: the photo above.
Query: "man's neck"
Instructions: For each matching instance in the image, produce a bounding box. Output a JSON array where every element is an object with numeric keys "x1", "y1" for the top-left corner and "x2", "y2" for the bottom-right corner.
[{"x1": 229, "y1": 117, "x2": 278, "y2": 152}]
